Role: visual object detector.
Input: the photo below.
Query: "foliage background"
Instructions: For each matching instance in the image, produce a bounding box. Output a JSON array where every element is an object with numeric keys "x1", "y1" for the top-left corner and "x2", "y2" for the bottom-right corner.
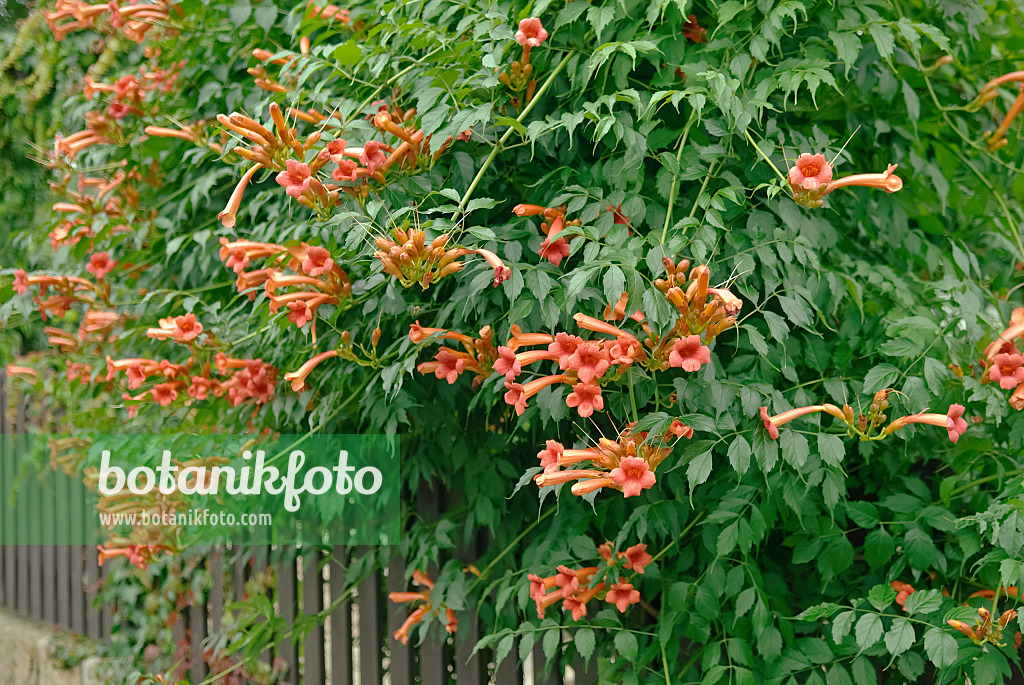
[{"x1": 3, "y1": 0, "x2": 1024, "y2": 683}]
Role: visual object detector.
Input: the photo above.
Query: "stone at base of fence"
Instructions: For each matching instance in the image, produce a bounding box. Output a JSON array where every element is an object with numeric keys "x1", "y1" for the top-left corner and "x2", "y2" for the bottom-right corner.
[{"x1": 0, "y1": 608, "x2": 102, "y2": 685}]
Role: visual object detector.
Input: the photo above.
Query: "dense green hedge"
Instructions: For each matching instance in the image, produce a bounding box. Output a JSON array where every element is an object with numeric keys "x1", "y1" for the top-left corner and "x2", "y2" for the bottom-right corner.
[{"x1": 3, "y1": 0, "x2": 1024, "y2": 682}]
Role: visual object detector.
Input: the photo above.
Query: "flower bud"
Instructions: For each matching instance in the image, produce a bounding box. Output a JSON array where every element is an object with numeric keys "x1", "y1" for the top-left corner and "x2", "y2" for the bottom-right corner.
[{"x1": 371, "y1": 327, "x2": 382, "y2": 348}]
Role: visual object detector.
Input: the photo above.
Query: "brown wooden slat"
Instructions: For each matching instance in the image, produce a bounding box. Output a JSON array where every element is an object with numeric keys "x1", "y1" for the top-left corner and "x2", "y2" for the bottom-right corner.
[
  {"x1": 71, "y1": 546, "x2": 86, "y2": 634},
  {"x1": 42, "y1": 466, "x2": 57, "y2": 624},
  {"x1": 209, "y1": 549, "x2": 224, "y2": 631},
  {"x1": 56, "y1": 472, "x2": 72, "y2": 630},
  {"x1": 190, "y1": 599, "x2": 209, "y2": 682},
  {"x1": 100, "y1": 560, "x2": 113, "y2": 637},
  {"x1": 454, "y1": 528, "x2": 486, "y2": 685},
  {"x1": 493, "y1": 638, "x2": 519, "y2": 685},
  {"x1": 14, "y1": 392, "x2": 28, "y2": 616},
  {"x1": 0, "y1": 368, "x2": 6, "y2": 608},
  {"x1": 302, "y1": 549, "x2": 325, "y2": 684},
  {"x1": 251, "y1": 546, "x2": 274, "y2": 666},
  {"x1": 172, "y1": 606, "x2": 186, "y2": 653},
  {"x1": 417, "y1": 486, "x2": 448, "y2": 685},
  {"x1": 356, "y1": 547, "x2": 383, "y2": 685},
  {"x1": 533, "y1": 643, "x2": 562, "y2": 685},
  {"x1": 571, "y1": 655, "x2": 597, "y2": 684},
  {"x1": 85, "y1": 545, "x2": 102, "y2": 640},
  {"x1": 29, "y1": 476, "x2": 43, "y2": 620},
  {"x1": 385, "y1": 555, "x2": 412, "y2": 685},
  {"x1": 277, "y1": 549, "x2": 299, "y2": 683},
  {"x1": 329, "y1": 546, "x2": 354, "y2": 685}
]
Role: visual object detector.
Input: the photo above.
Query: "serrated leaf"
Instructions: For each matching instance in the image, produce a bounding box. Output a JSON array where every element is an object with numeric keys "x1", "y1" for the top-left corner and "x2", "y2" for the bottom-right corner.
[
  {"x1": 923, "y1": 627, "x2": 957, "y2": 668},
  {"x1": 727, "y1": 436, "x2": 751, "y2": 474},
  {"x1": 885, "y1": 618, "x2": 916, "y2": 656},
  {"x1": 855, "y1": 614, "x2": 883, "y2": 651},
  {"x1": 574, "y1": 627, "x2": 595, "y2": 660},
  {"x1": 904, "y1": 589, "x2": 942, "y2": 616},
  {"x1": 614, "y1": 631, "x2": 638, "y2": 660},
  {"x1": 862, "y1": 364, "x2": 901, "y2": 394},
  {"x1": 832, "y1": 610, "x2": 856, "y2": 644},
  {"x1": 686, "y1": 449, "x2": 713, "y2": 492}
]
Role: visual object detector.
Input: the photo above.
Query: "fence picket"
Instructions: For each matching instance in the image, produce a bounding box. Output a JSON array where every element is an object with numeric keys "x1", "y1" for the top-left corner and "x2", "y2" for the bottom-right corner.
[
  {"x1": 356, "y1": 546, "x2": 383, "y2": 685},
  {"x1": 385, "y1": 554, "x2": 412, "y2": 685},
  {"x1": 277, "y1": 549, "x2": 299, "y2": 682},
  {"x1": 329, "y1": 546, "x2": 354, "y2": 685},
  {"x1": 0, "y1": 368, "x2": 6, "y2": 609},
  {"x1": 302, "y1": 549, "x2": 325, "y2": 684}
]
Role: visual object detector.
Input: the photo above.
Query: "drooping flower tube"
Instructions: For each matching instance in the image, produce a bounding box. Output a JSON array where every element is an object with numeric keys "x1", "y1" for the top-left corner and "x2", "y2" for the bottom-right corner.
[
  {"x1": 881, "y1": 404, "x2": 969, "y2": 443},
  {"x1": 760, "y1": 404, "x2": 844, "y2": 440}
]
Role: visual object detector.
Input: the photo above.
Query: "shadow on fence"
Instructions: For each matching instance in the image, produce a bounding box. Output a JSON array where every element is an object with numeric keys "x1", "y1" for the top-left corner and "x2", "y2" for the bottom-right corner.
[{"x1": 0, "y1": 368, "x2": 596, "y2": 685}]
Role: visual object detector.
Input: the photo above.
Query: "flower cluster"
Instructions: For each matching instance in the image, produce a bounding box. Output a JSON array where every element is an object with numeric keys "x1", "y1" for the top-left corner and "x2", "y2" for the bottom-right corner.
[
  {"x1": 46, "y1": 167, "x2": 139, "y2": 245},
  {"x1": 410, "y1": 323, "x2": 500, "y2": 386},
  {"x1": 374, "y1": 226, "x2": 510, "y2": 289},
  {"x1": 759, "y1": 392, "x2": 969, "y2": 444},
  {"x1": 949, "y1": 607, "x2": 1019, "y2": 648},
  {"x1": 106, "y1": 352, "x2": 278, "y2": 413},
  {"x1": 218, "y1": 238, "x2": 351, "y2": 341},
  {"x1": 528, "y1": 541, "x2": 651, "y2": 620},
  {"x1": 499, "y1": 18, "x2": 548, "y2": 106},
  {"x1": 45, "y1": 0, "x2": 178, "y2": 43},
  {"x1": 532, "y1": 423, "x2": 691, "y2": 499},
  {"x1": 981, "y1": 307, "x2": 1024, "y2": 410},
  {"x1": 248, "y1": 37, "x2": 312, "y2": 94},
  {"x1": 493, "y1": 263, "x2": 738, "y2": 419},
  {"x1": 512, "y1": 203, "x2": 582, "y2": 267},
  {"x1": 787, "y1": 153, "x2": 903, "y2": 208},
  {"x1": 85, "y1": 62, "x2": 182, "y2": 120},
  {"x1": 388, "y1": 570, "x2": 457, "y2": 645},
  {"x1": 13, "y1": 266, "x2": 110, "y2": 320}
]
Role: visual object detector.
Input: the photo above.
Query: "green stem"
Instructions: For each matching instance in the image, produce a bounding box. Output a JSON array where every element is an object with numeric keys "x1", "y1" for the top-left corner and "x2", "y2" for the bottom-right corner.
[
  {"x1": 343, "y1": 46, "x2": 445, "y2": 127},
  {"x1": 662, "y1": 643, "x2": 673, "y2": 685},
  {"x1": 455, "y1": 52, "x2": 573, "y2": 218},
  {"x1": 659, "y1": 113, "x2": 697, "y2": 244},
  {"x1": 743, "y1": 128, "x2": 787, "y2": 183},
  {"x1": 947, "y1": 467, "x2": 1024, "y2": 498}
]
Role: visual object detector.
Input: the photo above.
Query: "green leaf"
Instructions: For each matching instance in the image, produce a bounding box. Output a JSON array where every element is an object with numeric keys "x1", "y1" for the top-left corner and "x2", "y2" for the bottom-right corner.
[
  {"x1": 885, "y1": 618, "x2": 916, "y2": 656},
  {"x1": 603, "y1": 265, "x2": 626, "y2": 307},
  {"x1": 867, "y1": 23, "x2": 896, "y2": 62},
  {"x1": 574, "y1": 628, "x2": 596, "y2": 661},
  {"x1": 867, "y1": 584, "x2": 896, "y2": 611},
  {"x1": 923, "y1": 627, "x2": 957, "y2": 669},
  {"x1": 904, "y1": 589, "x2": 942, "y2": 616},
  {"x1": 614, "y1": 631, "x2": 638, "y2": 660},
  {"x1": 542, "y1": 628, "x2": 561, "y2": 661},
  {"x1": 855, "y1": 614, "x2": 884, "y2": 651},
  {"x1": 817, "y1": 433, "x2": 845, "y2": 467},
  {"x1": 727, "y1": 436, "x2": 751, "y2": 474},
  {"x1": 332, "y1": 39, "x2": 361, "y2": 66},
  {"x1": 717, "y1": 1, "x2": 744, "y2": 23},
  {"x1": 862, "y1": 364, "x2": 901, "y2": 394},
  {"x1": 587, "y1": 5, "x2": 616, "y2": 35},
  {"x1": 832, "y1": 610, "x2": 855, "y2": 644},
  {"x1": 686, "y1": 449, "x2": 713, "y2": 493},
  {"x1": 860, "y1": 528, "x2": 892, "y2": 565},
  {"x1": 829, "y1": 31, "x2": 862, "y2": 75}
]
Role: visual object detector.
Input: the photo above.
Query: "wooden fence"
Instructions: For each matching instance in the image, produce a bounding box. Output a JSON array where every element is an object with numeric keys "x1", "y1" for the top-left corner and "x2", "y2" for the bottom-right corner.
[{"x1": 0, "y1": 368, "x2": 596, "y2": 685}]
